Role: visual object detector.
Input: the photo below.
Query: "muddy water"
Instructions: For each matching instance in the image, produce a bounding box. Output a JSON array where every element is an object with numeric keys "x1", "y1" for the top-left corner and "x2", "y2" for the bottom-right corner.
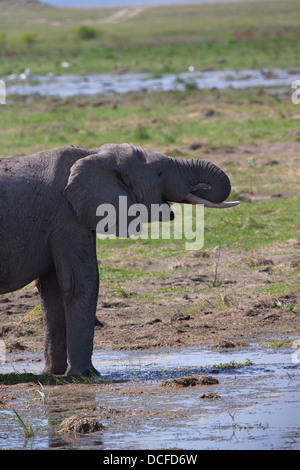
[
  {"x1": 1, "y1": 343, "x2": 299, "y2": 450},
  {"x1": 4, "y1": 68, "x2": 300, "y2": 98}
]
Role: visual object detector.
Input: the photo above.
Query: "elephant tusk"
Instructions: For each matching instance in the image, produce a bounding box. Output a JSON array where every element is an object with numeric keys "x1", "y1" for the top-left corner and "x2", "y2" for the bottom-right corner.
[{"x1": 184, "y1": 193, "x2": 241, "y2": 208}]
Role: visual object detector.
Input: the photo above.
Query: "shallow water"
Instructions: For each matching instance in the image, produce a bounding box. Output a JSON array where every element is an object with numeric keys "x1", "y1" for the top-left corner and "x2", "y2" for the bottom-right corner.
[
  {"x1": 1, "y1": 343, "x2": 299, "y2": 450},
  {"x1": 4, "y1": 68, "x2": 300, "y2": 99}
]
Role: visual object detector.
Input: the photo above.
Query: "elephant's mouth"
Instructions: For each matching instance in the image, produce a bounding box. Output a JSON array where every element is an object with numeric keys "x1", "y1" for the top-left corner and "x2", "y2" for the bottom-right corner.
[
  {"x1": 183, "y1": 183, "x2": 240, "y2": 209},
  {"x1": 160, "y1": 200, "x2": 175, "y2": 221}
]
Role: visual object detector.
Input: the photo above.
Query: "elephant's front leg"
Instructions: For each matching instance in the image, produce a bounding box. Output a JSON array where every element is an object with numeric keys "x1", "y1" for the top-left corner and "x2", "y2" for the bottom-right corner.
[
  {"x1": 53, "y1": 232, "x2": 100, "y2": 376},
  {"x1": 37, "y1": 271, "x2": 68, "y2": 375}
]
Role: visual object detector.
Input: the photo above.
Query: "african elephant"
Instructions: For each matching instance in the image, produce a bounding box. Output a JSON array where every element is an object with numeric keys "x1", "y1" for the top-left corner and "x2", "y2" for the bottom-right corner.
[{"x1": 0, "y1": 143, "x2": 239, "y2": 376}]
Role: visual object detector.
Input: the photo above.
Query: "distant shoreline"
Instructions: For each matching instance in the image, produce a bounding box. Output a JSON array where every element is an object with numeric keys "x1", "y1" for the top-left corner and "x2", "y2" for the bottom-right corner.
[{"x1": 39, "y1": 0, "x2": 274, "y2": 10}]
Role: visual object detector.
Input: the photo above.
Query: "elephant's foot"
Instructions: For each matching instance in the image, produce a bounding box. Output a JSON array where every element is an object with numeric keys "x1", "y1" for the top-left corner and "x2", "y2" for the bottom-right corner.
[
  {"x1": 43, "y1": 353, "x2": 68, "y2": 376},
  {"x1": 43, "y1": 365, "x2": 67, "y2": 376},
  {"x1": 65, "y1": 364, "x2": 100, "y2": 378}
]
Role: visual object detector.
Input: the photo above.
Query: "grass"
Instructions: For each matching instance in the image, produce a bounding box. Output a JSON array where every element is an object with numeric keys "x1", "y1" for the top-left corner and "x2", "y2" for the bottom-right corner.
[
  {"x1": 0, "y1": 0, "x2": 299, "y2": 77},
  {"x1": 2, "y1": 80, "x2": 299, "y2": 259},
  {"x1": 259, "y1": 340, "x2": 294, "y2": 349},
  {"x1": 2, "y1": 86, "x2": 300, "y2": 155},
  {"x1": 12, "y1": 75, "x2": 299, "y2": 273},
  {"x1": 11, "y1": 409, "x2": 34, "y2": 438},
  {"x1": 0, "y1": 370, "x2": 102, "y2": 385},
  {"x1": 273, "y1": 298, "x2": 298, "y2": 311},
  {"x1": 75, "y1": 25, "x2": 102, "y2": 41},
  {"x1": 1, "y1": 86, "x2": 299, "y2": 299},
  {"x1": 258, "y1": 280, "x2": 300, "y2": 297},
  {"x1": 210, "y1": 359, "x2": 254, "y2": 370}
]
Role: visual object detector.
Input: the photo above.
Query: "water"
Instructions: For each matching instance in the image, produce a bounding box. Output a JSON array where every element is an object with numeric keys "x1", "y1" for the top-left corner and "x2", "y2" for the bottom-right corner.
[
  {"x1": 4, "y1": 68, "x2": 299, "y2": 99},
  {"x1": 1, "y1": 344, "x2": 299, "y2": 450}
]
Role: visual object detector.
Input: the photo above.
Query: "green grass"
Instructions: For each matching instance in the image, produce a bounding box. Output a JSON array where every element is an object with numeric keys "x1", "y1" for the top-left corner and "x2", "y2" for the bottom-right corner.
[
  {"x1": 11, "y1": 409, "x2": 34, "y2": 438},
  {"x1": 258, "y1": 280, "x2": 300, "y2": 297},
  {"x1": 0, "y1": 372, "x2": 51, "y2": 385},
  {"x1": 259, "y1": 340, "x2": 294, "y2": 349},
  {"x1": 210, "y1": 359, "x2": 254, "y2": 370},
  {"x1": 203, "y1": 197, "x2": 300, "y2": 250},
  {"x1": 2, "y1": 86, "x2": 300, "y2": 156},
  {"x1": 0, "y1": 2, "x2": 299, "y2": 292},
  {"x1": 96, "y1": 196, "x2": 299, "y2": 256},
  {"x1": 0, "y1": 0, "x2": 299, "y2": 77},
  {"x1": 1, "y1": 87, "x2": 299, "y2": 267},
  {"x1": 0, "y1": 371, "x2": 102, "y2": 385}
]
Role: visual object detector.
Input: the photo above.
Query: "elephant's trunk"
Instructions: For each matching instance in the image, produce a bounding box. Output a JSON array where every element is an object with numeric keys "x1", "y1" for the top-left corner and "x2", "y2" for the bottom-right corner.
[{"x1": 176, "y1": 158, "x2": 240, "y2": 209}]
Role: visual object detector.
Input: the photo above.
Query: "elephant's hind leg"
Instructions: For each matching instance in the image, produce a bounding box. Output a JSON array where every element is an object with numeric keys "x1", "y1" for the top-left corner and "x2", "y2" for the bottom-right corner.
[{"x1": 37, "y1": 271, "x2": 67, "y2": 375}]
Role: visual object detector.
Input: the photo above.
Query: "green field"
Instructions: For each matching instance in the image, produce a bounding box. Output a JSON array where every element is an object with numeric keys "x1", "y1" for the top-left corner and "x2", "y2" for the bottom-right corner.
[
  {"x1": 0, "y1": 0, "x2": 299, "y2": 76},
  {"x1": 2, "y1": 87, "x2": 299, "y2": 260},
  {"x1": 2, "y1": 86, "x2": 300, "y2": 155},
  {"x1": 0, "y1": 0, "x2": 299, "y2": 298}
]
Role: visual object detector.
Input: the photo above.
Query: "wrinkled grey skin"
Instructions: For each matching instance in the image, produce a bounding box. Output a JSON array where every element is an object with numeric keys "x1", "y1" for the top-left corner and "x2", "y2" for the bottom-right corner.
[{"x1": 0, "y1": 143, "x2": 231, "y2": 376}]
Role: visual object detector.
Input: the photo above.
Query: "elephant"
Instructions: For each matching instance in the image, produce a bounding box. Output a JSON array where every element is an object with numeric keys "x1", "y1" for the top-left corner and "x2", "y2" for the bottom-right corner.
[{"x1": 0, "y1": 143, "x2": 239, "y2": 376}]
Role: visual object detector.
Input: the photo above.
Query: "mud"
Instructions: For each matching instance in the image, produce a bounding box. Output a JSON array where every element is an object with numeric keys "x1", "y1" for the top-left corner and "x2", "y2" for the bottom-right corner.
[{"x1": 1, "y1": 235, "x2": 299, "y2": 355}]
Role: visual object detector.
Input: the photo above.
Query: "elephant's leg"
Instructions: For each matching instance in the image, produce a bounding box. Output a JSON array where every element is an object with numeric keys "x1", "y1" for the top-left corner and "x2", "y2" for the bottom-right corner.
[
  {"x1": 37, "y1": 271, "x2": 68, "y2": 375},
  {"x1": 52, "y1": 233, "x2": 100, "y2": 376}
]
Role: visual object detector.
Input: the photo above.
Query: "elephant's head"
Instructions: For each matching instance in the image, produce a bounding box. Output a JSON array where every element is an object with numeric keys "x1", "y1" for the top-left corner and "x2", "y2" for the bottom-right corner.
[{"x1": 64, "y1": 143, "x2": 239, "y2": 236}]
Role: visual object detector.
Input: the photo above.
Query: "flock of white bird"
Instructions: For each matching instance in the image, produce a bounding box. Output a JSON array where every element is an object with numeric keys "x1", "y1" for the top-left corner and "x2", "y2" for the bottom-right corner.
[{"x1": 6, "y1": 61, "x2": 70, "y2": 81}]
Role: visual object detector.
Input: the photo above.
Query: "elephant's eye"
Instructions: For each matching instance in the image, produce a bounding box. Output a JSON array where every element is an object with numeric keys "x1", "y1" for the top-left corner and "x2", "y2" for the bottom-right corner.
[{"x1": 157, "y1": 170, "x2": 163, "y2": 177}]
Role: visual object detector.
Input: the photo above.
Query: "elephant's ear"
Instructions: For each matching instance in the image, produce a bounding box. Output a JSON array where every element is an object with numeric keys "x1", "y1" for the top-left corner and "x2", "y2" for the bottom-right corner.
[{"x1": 64, "y1": 154, "x2": 136, "y2": 235}]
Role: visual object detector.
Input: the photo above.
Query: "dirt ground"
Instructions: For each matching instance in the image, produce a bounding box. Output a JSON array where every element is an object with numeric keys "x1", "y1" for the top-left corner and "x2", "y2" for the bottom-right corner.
[
  {"x1": 1, "y1": 142, "x2": 299, "y2": 359},
  {"x1": 1, "y1": 241, "x2": 299, "y2": 357}
]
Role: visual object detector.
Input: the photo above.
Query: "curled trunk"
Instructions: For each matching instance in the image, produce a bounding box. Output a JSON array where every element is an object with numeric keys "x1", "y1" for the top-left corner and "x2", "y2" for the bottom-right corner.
[
  {"x1": 179, "y1": 159, "x2": 240, "y2": 209},
  {"x1": 190, "y1": 160, "x2": 231, "y2": 203}
]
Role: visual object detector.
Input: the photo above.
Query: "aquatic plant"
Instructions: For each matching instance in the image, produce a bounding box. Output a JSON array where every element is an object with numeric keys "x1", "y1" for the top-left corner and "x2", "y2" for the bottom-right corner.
[
  {"x1": 11, "y1": 409, "x2": 34, "y2": 438},
  {"x1": 210, "y1": 359, "x2": 254, "y2": 370}
]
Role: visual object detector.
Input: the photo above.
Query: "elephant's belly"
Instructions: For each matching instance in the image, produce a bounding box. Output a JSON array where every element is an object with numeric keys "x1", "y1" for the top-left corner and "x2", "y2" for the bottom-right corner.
[{"x1": 0, "y1": 251, "x2": 54, "y2": 295}]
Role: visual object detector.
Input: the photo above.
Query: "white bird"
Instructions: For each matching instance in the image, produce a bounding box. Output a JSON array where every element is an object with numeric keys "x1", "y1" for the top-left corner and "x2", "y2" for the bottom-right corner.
[
  {"x1": 61, "y1": 61, "x2": 70, "y2": 69},
  {"x1": 19, "y1": 68, "x2": 31, "y2": 80}
]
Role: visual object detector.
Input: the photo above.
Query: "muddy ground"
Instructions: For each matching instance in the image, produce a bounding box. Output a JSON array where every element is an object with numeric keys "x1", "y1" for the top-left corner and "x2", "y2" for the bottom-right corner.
[
  {"x1": 1, "y1": 242, "x2": 299, "y2": 356},
  {"x1": 0, "y1": 142, "x2": 299, "y2": 358}
]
